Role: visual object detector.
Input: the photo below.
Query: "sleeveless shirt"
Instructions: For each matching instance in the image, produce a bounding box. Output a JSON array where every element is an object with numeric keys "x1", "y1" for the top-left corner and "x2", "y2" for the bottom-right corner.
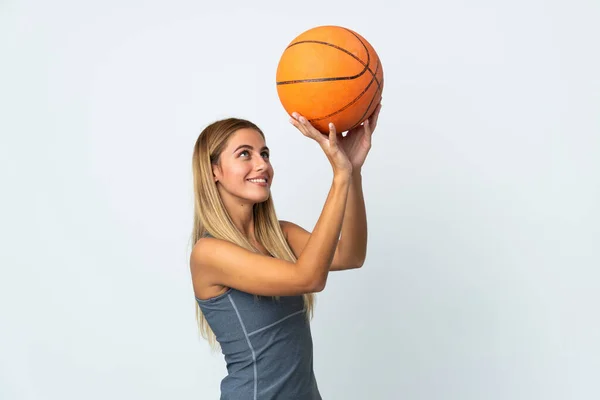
[{"x1": 195, "y1": 235, "x2": 322, "y2": 400}]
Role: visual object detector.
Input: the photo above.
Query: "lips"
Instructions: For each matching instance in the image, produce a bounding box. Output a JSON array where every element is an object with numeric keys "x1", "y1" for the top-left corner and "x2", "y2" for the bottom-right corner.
[{"x1": 247, "y1": 176, "x2": 269, "y2": 186}]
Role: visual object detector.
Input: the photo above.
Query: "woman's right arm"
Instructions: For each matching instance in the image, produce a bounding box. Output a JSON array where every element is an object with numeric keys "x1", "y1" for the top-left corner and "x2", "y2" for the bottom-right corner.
[
  {"x1": 191, "y1": 117, "x2": 352, "y2": 297},
  {"x1": 191, "y1": 173, "x2": 350, "y2": 296}
]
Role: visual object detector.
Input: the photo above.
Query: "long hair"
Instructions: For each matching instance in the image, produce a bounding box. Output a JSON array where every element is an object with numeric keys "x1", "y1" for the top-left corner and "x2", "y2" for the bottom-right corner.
[{"x1": 191, "y1": 117, "x2": 315, "y2": 348}]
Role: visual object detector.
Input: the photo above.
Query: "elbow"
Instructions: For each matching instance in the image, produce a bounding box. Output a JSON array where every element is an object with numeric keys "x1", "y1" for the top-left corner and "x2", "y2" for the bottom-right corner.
[
  {"x1": 309, "y1": 282, "x2": 325, "y2": 293},
  {"x1": 347, "y1": 257, "x2": 366, "y2": 270},
  {"x1": 305, "y1": 275, "x2": 327, "y2": 293},
  {"x1": 297, "y1": 262, "x2": 328, "y2": 293},
  {"x1": 312, "y1": 278, "x2": 327, "y2": 293}
]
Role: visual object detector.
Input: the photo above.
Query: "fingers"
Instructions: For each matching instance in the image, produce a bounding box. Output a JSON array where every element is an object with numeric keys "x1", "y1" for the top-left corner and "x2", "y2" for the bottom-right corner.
[
  {"x1": 289, "y1": 112, "x2": 326, "y2": 144},
  {"x1": 288, "y1": 113, "x2": 307, "y2": 135},
  {"x1": 369, "y1": 102, "x2": 382, "y2": 131},
  {"x1": 328, "y1": 122, "x2": 338, "y2": 148},
  {"x1": 350, "y1": 101, "x2": 381, "y2": 142},
  {"x1": 363, "y1": 119, "x2": 372, "y2": 145}
]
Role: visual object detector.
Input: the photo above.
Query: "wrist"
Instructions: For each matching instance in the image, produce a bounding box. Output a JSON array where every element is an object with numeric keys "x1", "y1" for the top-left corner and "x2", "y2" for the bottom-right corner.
[{"x1": 333, "y1": 171, "x2": 352, "y2": 185}]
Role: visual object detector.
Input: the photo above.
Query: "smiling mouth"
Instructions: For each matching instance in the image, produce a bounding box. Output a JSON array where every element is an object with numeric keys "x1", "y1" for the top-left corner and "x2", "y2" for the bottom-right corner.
[{"x1": 247, "y1": 178, "x2": 269, "y2": 186}]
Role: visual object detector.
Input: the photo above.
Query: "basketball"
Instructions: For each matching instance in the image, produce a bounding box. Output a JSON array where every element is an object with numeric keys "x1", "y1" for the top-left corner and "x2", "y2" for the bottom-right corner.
[{"x1": 276, "y1": 25, "x2": 384, "y2": 134}]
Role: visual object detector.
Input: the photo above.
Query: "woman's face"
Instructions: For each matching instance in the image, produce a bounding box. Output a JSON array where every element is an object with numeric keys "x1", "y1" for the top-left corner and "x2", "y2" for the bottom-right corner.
[{"x1": 212, "y1": 128, "x2": 273, "y2": 205}]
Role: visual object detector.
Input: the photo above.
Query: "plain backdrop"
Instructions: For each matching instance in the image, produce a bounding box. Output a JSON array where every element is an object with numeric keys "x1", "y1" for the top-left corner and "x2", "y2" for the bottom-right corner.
[{"x1": 1, "y1": 0, "x2": 598, "y2": 399}]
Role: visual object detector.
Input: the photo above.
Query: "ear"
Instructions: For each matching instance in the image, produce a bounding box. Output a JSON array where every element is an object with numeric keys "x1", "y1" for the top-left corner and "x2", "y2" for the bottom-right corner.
[{"x1": 212, "y1": 163, "x2": 222, "y2": 183}]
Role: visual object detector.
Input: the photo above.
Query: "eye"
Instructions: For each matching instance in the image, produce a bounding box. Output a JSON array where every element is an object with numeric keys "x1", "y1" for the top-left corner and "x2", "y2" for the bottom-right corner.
[
  {"x1": 261, "y1": 151, "x2": 270, "y2": 159},
  {"x1": 239, "y1": 150, "x2": 249, "y2": 157}
]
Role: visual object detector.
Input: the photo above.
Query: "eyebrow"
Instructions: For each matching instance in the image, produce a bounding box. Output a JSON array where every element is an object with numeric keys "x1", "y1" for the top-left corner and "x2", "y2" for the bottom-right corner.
[{"x1": 232, "y1": 144, "x2": 270, "y2": 154}]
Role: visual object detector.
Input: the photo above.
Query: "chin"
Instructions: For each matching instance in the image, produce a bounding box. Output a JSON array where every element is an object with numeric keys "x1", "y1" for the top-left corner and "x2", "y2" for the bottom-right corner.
[
  {"x1": 247, "y1": 188, "x2": 271, "y2": 204},
  {"x1": 233, "y1": 188, "x2": 270, "y2": 205},
  {"x1": 252, "y1": 193, "x2": 271, "y2": 204}
]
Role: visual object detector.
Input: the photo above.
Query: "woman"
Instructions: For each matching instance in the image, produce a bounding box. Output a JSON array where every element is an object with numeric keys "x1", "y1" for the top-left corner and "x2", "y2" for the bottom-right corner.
[{"x1": 190, "y1": 104, "x2": 382, "y2": 399}]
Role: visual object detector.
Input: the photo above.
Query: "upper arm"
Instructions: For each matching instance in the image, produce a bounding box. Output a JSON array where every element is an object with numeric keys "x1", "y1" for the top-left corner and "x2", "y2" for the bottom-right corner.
[
  {"x1": 279, "y1": 220, "x2": 361, "y2": 271},
  {"x1": 191, "y1": 237, "x2": 324, "y2": 297}
]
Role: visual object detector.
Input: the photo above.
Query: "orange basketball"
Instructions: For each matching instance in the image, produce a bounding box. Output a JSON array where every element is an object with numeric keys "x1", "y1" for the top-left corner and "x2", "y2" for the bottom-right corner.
[{"x1": 276, "y1": 25, "x2": 384, "y2": 134}]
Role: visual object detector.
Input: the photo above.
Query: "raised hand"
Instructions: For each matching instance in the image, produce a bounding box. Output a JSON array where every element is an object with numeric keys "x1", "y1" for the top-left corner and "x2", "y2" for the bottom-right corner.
[
  {"x1": 339, "y1": 102, "x2": 382, "y2": 171},
  {"x1": 289, "y1": 112, "x2": 353, "y2": 177}
]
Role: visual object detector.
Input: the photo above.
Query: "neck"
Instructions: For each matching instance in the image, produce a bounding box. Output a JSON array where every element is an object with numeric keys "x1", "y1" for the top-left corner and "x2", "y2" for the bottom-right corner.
[
  {"x1": 219, "y1": 191, "x2": 257, "y2": 241},
  {"x1": 232, "y1": 205, "x2": 256, "y2": 239}
]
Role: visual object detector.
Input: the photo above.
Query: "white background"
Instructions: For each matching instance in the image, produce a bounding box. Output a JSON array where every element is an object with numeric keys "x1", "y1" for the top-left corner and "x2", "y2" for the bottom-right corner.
[{"x1": 1, "y1": 0, "x2": 599, "y2": 399}]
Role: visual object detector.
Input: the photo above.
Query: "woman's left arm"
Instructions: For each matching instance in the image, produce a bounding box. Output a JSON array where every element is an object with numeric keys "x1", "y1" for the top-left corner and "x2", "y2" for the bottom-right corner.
[
  {"x1": 282, "y1": 102, "x2": 381, "y2": 270},
  {"x1": 279, "y1": 209, "x2": 365, "y2": 271},
  {"x1": 281, "y1": 102, "x2": 382, "y2": 271},
  {"x1": 331, "y1": 169, "x2": 367, "y2": 269},
  {"x1": 330, "y1": 101, "x2": 382, "y2": 269},
  {"x1": 279, "y1": 170, "x2": 367, "y2": 271}
]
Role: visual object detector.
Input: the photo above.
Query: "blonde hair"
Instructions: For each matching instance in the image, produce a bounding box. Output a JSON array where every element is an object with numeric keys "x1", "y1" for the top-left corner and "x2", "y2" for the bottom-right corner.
[{"x1": 190, "y1": 118, "x2": 315, "y2": 348}]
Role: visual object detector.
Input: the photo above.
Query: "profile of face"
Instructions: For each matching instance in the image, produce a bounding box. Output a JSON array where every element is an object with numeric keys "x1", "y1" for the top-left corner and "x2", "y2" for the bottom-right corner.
[{"x1": 212, "y1": 128, "x2": 273, "y2": 205}]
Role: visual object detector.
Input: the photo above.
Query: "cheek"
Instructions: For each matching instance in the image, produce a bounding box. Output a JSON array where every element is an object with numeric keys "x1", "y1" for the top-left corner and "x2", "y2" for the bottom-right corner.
[{"x1": 223, "y1": 162, "x2": 250, "y2": 181}]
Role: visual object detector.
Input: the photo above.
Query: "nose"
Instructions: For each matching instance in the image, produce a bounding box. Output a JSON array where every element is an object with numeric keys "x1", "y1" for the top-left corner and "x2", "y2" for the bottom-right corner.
[{"x1": 255, "y1": 156, "x2": 267, "y2": 171}]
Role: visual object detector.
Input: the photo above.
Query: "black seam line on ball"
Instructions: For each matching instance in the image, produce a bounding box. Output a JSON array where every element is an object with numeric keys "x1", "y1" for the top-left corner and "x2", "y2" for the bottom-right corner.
[
  {"x1": 276, "y1": 31, "x2": 382, "y2": 87},
  {"x1": 281, "y1": 33, "x2": 377, "y2": 123},
  {"x1": 347, "y1": 72, "x2": 383, "y2": 130},
  {"x1": 342, "y1": 28, "x2": 382, "y2": 88},
  {"x1": 345, "y1": 29, "x2": 383, "y2": 130},
  {"x1": 309, "y1": 58, "x2": 380, "y2": 123},
  {"x1": 346, "y1": 78, "x2": 383, "y2": 131},
  {"x1": 276, "y1": 31, "x2": 382, "y2": 127},
  {"x1": 276, "y1": 39, "x2": 370, "y2": 85}
]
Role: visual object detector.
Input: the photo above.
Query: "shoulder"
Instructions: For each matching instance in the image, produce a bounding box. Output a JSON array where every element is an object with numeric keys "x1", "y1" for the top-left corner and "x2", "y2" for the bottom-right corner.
[
  {"x1": 190, "y1": 238, "x2": 234, "y2": 299},
  {"x1": 279, "y1": 220, "x2": 307, "y2": 234},
  {"x1": 190, "y1": 237, "x2": 246, "y2": 298},
  {"x1": 279, "y1": 220, "x2": 309, "y2": 238},
  {"x1": 278, "y1": 220, "x2": 311, "y2": 259},
  {"x1": 191, "y1": 236, "x2": 273, "y2": 272},
  {"x1": 190, "y1": 237, "x2": 237, "y2": 280},
  {"x1": 190, "y1": 237, "x2": 219, "y2": 283},
  {"x1": 191, "y1": 236, "x2": 238, "y2": 268},
  {"x1": 279, "y1": 220, "x2": 292, "y2": 237}
]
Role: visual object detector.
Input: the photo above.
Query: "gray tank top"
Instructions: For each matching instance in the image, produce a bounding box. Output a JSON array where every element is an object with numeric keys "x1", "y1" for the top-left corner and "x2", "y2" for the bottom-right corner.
[{"x1": 196, "y1": 237, "x2": 322, "y2": 399}]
